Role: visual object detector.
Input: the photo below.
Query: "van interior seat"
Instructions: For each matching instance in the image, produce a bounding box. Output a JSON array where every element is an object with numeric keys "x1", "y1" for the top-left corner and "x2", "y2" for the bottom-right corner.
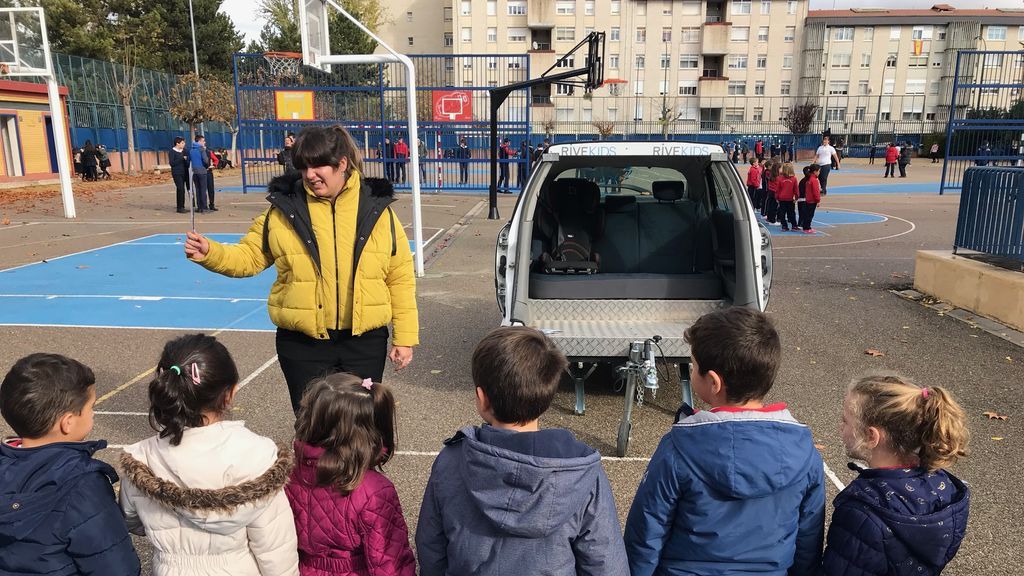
[{"x1": 530, "y1": 179, "x2": 722, "y2": 300}]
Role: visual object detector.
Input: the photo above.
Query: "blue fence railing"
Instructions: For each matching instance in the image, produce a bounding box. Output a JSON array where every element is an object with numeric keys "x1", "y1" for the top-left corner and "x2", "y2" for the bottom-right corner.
[{"x1": 955, "y1": 167, "x2": 1024, "y2": 261}]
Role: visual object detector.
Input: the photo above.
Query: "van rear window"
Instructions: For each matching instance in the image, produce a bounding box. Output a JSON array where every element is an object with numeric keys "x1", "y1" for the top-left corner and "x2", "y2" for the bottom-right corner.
[{"x1": 553, "y1": 166, "x2": 688, "y2": 197}]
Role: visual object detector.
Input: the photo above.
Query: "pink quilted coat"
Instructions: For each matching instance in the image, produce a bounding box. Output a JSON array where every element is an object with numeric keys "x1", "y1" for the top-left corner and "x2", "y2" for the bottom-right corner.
[{"x1": 285, "y1": 441, "x2": 415, "y2": 576}]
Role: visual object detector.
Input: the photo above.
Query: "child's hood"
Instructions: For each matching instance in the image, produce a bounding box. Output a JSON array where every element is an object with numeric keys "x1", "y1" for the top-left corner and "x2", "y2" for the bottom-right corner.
[
  {"x1": 669, "y1": 405, "x2": 820, "y2": 499},
  {"x1": 0, "y1": 439, "x2": 116, "y2": 539},
  {"x1": 120, "y1": 421, "x2": 292, "y2": 535},
  {"x1": 454, "y1": 425, "x2": 602, "y2": 538},
  {"x1": 839, "y1": 466, "x2": 970, "y2": 568}
]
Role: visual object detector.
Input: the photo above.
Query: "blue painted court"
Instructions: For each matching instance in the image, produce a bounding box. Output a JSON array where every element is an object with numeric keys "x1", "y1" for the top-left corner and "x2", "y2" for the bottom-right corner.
[
  {"x1": 759, "y1": 209, "x2": 886, "y2": 237},
  {"x1": 0, "y1": 233, "x2": 429, "y2": 332}
]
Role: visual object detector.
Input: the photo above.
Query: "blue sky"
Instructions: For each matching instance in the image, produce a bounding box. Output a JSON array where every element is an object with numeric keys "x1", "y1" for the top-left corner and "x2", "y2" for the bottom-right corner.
[{"x1": 220, "y1": 0, "x2": 1024, "y2": 45}]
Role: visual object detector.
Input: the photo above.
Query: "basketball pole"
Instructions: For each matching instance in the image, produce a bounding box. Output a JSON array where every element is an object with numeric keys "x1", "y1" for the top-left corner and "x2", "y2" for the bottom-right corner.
[
  {"x1": 320, "y1": 0, "x2": 424, "y2": 278},
  {"x1": 38, "y1": 9, "x2": 75, "y2": 218}
]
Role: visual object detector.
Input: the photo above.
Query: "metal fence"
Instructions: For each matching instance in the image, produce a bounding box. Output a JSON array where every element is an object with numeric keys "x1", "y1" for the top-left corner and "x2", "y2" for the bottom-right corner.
[
  {"x1": 233, "y1": 53, "x2": 531, "y2": 193},
  {"x1": 941, "y1": 51, "x2": 1024, "y2": 194},
  {"x1": 955, "y1": 167, "x2": 1024, "y2": 261}
]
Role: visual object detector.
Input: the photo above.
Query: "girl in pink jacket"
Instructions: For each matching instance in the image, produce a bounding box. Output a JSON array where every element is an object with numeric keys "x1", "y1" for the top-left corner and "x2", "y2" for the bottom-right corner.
[{"x1": 286, "y1": 373, "x2": 415, "y2": 576}]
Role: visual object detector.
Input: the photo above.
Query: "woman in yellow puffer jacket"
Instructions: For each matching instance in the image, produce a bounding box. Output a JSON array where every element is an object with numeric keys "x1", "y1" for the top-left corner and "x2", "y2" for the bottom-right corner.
[{"x1": 184, "y1": 126, "x2": 418, "y2": 411}]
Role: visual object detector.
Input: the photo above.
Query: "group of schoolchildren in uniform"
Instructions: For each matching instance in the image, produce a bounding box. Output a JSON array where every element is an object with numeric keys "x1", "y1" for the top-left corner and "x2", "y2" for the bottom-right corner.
[
  {"x1": 1, "y1": 307, "x2": 971, "y2": 576},
  {"x1": 746, "y1": 156, "x2": 823, "y2": 233}
]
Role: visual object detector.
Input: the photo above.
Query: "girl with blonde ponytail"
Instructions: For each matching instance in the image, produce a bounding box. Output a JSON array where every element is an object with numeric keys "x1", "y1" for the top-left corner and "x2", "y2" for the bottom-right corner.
[{"x1": 822, "y1": 374, "x2": 971, "y2": 575}]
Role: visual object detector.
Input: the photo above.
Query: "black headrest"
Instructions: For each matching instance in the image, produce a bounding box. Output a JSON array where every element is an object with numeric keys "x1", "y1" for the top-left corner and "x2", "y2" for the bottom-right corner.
[
  {"x1": 550, "y1": 178, "x2": 600, "y2": 212},
  {"x1": 652, "y1": 181, "x2": 685, "y2": 202},
  {"x1": 603, "y1": 195, "x2": 637, "y2": 213}
]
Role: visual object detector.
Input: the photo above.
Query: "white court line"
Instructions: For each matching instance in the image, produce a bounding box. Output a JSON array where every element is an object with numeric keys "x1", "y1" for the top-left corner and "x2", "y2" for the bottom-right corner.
[
  {"x1": 823, "y1": 460, "x2": 847, "y2": 491},
  {"x1": 775, "y1": 256, "x2": 915, "y2": 260},
  {"x1": 1, "y1": 232, "x2": 162, "y2": 273},
  {"x1": 238, "y1": 356, "x2": 279, "y2": 390},
  {"x1": 0, "y1": 322, "x2": 275, "y2": 333},
  {"x1": 0, "y1": 222, "x2": 40, "y2": 230},
  {"x1": 774, "y1": 209, "x2": 916, "y2": 250},
  {"x1": 1, "y1": 226, "x2": 169, "y2": 253},
  {"x1": 0, "y1": 294, "x2": 265, "y2": 302}
]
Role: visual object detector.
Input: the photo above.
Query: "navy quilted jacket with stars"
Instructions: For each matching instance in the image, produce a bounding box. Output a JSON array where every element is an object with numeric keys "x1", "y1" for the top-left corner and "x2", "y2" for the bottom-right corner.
[
  {"x1": 820, "y1": 465, "x2": 970, "y2": 576},
  {"x1": 285, "y1": 441, "x2": 415, "y2": 576}
]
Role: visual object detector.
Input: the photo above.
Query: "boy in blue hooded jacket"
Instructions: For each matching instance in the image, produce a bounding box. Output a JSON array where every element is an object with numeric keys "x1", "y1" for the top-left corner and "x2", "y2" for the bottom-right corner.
[
  {"x1": 625, "y1": 308, "x2": 825, "y2": 576},
  {"x1": 0, "y1": 353, "x2": 140, "y2": 576},
  {"x1": 416, "y1": 327, "x2": 628, "y2": 576}
]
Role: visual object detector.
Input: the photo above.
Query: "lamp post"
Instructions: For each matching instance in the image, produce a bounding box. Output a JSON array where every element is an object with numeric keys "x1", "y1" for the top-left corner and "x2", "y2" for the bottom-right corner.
[
  {"x1": 871, "y1": 54, "x2": 894, "y2": 149},
  {"x1": 975, "y1": 35, "x2": 988, "y2": 114},
  {"x1": 188, "y1": 0, "x2": 205, "y2": 134}
]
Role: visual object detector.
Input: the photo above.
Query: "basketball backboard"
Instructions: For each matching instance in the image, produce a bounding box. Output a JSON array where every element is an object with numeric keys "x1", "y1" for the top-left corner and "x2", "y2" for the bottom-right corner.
[
  {"x1": 298, "y1": 0, "x2": 330, "y2": 71},
  {"x1": 0, "y1": 8, "x2": 51, "y2": 76}
]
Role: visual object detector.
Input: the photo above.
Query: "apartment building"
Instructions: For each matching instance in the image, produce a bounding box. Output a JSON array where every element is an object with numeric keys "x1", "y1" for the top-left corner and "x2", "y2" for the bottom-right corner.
[{"x1": 803, "y1": 5, "x2": 1024, "y2": 139}]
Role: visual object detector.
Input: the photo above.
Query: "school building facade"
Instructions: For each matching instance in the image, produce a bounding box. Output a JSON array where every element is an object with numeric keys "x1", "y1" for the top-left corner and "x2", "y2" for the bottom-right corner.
[{"x1": 0, "y1": 80, "x2": 71, "y2": 186}]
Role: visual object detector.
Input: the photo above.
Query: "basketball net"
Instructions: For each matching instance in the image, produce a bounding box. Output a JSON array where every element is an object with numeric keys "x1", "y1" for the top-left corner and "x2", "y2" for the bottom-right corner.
[{"x1": 263, "y1": 52, "x2": 302, "y2": 78}]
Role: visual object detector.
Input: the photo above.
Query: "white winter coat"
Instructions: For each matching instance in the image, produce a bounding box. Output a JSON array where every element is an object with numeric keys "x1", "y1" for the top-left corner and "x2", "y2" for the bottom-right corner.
[{"x1": 119, "y1": 421, "x2": 299, "y2": 576}]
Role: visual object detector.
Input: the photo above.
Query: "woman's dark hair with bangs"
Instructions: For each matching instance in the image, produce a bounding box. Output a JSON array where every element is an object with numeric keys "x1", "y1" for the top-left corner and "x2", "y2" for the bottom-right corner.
[
  {"x1": 294, "y1": 372, "x2": 396, "y2": 495},
  {"x1": 292, "y1": 125, "x2": 363, "y2": 175}
]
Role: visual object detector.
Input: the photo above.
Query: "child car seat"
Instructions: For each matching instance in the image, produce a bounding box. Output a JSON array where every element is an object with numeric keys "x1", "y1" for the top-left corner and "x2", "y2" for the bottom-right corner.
[{"x1": 540, "y1": 178, "x2": 602, "y2": 274}]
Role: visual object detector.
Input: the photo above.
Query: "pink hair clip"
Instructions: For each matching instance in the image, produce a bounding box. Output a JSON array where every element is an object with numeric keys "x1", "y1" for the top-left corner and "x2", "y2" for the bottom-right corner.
[
  {"x1": 191, "y1": 363, "x2": 201, "y2": 386},
  {"x1": 921, "y1": 387, "x2": 929, "y2": 399},
  {"x1": 361, "y1": 378, "x2": 373, "y2": 391}
]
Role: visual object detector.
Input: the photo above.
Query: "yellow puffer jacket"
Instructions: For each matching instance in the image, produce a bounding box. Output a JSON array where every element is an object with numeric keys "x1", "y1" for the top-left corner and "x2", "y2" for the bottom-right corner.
[{"x1": 194, "y1": 171, "x2": 418, "y2": 346}]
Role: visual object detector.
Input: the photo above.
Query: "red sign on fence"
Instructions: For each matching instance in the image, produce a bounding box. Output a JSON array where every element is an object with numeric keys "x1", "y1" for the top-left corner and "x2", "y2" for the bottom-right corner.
[{"x1": 432, "y1": 90, "x2": 473, "y2": 121}]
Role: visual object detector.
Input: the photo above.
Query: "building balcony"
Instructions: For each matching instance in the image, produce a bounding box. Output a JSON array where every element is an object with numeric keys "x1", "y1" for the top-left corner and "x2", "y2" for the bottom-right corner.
[
  {"x1": 702, "y1": 22, "x2": 731, "y2": 56},
  {"x1": 698, "y1": 75, "x2": 729, "y2": 99},
  {"x1": 527, "y1": 0, "x2": 554, "y2": 29}
]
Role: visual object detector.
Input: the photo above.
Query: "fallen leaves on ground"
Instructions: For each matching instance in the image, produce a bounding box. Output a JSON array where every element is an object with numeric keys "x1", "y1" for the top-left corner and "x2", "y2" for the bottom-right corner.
[
  {"x1": 983, "y1": 411, "x2": 1009, "y2": 420},
  {"x1": 430, "y1": 369, "x2": 443, "y2": 375},
  {"x1": 0, "y1": 173, "x2": 166, "y2": 211},
  {"x1": 1, "y1": 217, "x2": 9, "y2": 225},
  {"x1": 865, "y1": 349, "x2": 886, "y2": 357},
  {"x1": 991, "y1": 437, "x2": 1004, "y2": 441}
]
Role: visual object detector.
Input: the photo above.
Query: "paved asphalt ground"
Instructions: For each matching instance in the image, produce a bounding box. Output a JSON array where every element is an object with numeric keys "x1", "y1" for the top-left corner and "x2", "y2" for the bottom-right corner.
[{"x1": 1, "y1": 158, "x2": 1021, "y2": 574}]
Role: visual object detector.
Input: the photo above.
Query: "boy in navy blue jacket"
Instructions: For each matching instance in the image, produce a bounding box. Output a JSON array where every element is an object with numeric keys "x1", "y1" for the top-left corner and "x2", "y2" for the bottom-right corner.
[
  {"x1": 625, "y1": 308, "x2": 825, "y2": 576},
  {"x1": 0, "y1": 354, "x2": 140, "y2": 576},
  {"x1": 416, "y1": 327, "x2": 628, "y2": 576}
]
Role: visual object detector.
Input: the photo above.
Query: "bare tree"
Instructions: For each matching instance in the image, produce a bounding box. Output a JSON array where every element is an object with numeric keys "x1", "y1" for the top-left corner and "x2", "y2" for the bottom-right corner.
[
  {"x1": 657, "y1": 98, "x2": 683, "y2": 138},
  {"x1": 783, "y1": 101, "x2": 819, "y2": 137},
  {"x1": 110, "y1": 42, "x2": 141, "y2": 175},
  {"x1": 170, "y1": 73, "x2": 213, "y2": 141},
  {"x1": 205, "y1": 77, "x2": 240, "y2": 166},
  {"x1": 592, "y1": 120, "x2": 616, "y2": 140}
]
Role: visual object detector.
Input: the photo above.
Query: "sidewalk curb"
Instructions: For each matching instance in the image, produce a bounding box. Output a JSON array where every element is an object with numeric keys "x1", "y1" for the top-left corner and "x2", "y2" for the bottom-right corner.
[{"x1": 892, "y1": 289, "x2": 1024, "y2": 349}]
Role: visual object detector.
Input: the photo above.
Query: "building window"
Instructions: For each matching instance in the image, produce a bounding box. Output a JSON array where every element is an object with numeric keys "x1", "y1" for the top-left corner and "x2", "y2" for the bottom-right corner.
[
  {"x1": 556, "y1": 27, "x2": 576, "y2": 42},
  {"x1": 926, "y1": 112, "x2": 937, "y2": 120},
  {"x1": 760, "y1": 0, "x2": 771, "y2": 14},
  {"x1": 756, "y1": 54, "x2": 767, "y2": 69},
  {"x1": 555, "y1": 83, "x2": 574, "y2": 95},
  {"x1": 609, "y1": 54, "x2": 619, "y2": 68},
  {"x1": 858, "y1": 80, "x2": 869, "y2": 94},
  {"x1": 681, "y1": 27, "x2": 700, "y2": 43},
  {"x1": 937, "y1": 26, "x2": 947, "y2": 40},
  {"x1": 585, "y1": 0, "x2": 594, "y2": 15},
  {"x1": 890, "y1": 26, "x2": 901, "y2": 40},
  {"x1": 855, "y1": 107, "x2": 866, "y2": 121},
  {"x1": 679, "y1": 54, "x2": 699, "y2": 69},
  {"x1": 782, "y1": 54, "x2": 793, "y2": 69},
  {"x1": 834, "y1": 27, "x2": 854, "y2": 41},
  {"x1": 636, "y1": 2, "x2": 646, "y2": 16},
  {"x1": 406, "y1": 11, "x2": 413, "y2": 21},
  {"x1": 781, "y1": 80, "x2": 791, "y2": 95},
  {"x1": 754, "y1": 81, "x2": 765, "y2": 95},
  {"x1": 883, "y1": 79, "x2": 894, "y2": 94},
  {"x1": 933, "y1": 53, "x2": 944, "y2": 68},
  {"x1": 608, "y1": 107, "x2": 618, "y2": 121},
  {"x1": 460, "y1": 0, "x2": 470, "y2": 15},
  {"x1": 912, "y1": 26, "x2": 933, "y2": 40},
  {"x1": 728, "y1": 81, "x2": 746, "y2": 95},
  {"x1": 609, "y1": 83, "x2": 622, "y2": 96},
  {"x1": 659, "y1": 80, "x2": 668, "y2": 95},
  {"x1": 929, "y1": 81, "x2": 940, "y2": 94},
  {"x1": 636, "y1": 27, "x2": 646, "y2": 43},
  {"x1": 610, "y1": 0, "x2": 620, "y2": 14},
  {"x1": 753, "y1": 107, "x2": 764, "y2": 121},
  {"x1": 732, "y1": 27, "x2": 750, "y2": 42},
  {"x1": 660, "y1": 53, "x2": 671, "y2": 69},
  {"x1": 779, "y1": 107, "x2": 789, "y2": 120},
  {"x1": 443, "y1": 6, "x2": 453, "y2": 21},
  {"x1": 984, "y1": 53, "x2": 1003, "y2": 68},
  {"x1": 1016, "y1": 54, "x2": 1024, "y2": 68},
  {"x1": 863, "y1": 27, "x2": 874, "y2": 41},
  {"x1": 909, "y1": 55, "x2": 928, "y2": 68},
  {"x1": 732, "y1": 0, "x2": 751, "y2": 15},
  {"x1": 555, "y1": 1, "x2": 574, "y2": 14},
  {"x1": 487, "y1": 57, "x2": 498, "y2": 69},
  {"x1": 758, "y1": 26, "x2": 769, "y2": 42},
  {"x1": 826, "y1": 108, "x2": 846, "y2": 121},
  {"x1": 444, "y1": 32, "x2": 453, "y2": 46},
  {"x1": 663, "y1": 3, "x2": 672, "y2": 15},
  {"x1": 487, "y1": 0, "x2": 496, "y2": 15},
  {"x1": 902, "y1": 110, "x2": 922, "y2": 121},
  {"x1": 784, "y1": 27, "x2": 795, "y2": 42},
  {"x1": 507, "y1": 1, "x2": 526, "y2": 15},
  {"x1": 725, "y1": 108, "x2": 744, "y2": 122},
  {"x1": 832, "y1": 53, "x2": 851, "y2": 68},
  {"x1": 634, "y1": 80, "x2": 644, "y2": 96},
  {"x1": 828, "y1": 81, "x2": 849, "y2": 95},
  {"x1": 444, "y1": 57, "x2": 454, "y2": 71},
  {"x1": 508, "y1": 60, "x2": 523, "y2": 69},
  {"x1": 508, "y1": 27, "x2": 526, "y2": 42},
  {"x1": 555, "y1": 107, "x2": 573, "y2": 121},
  {"x1": 582, "y1": 108, "x2": 592, "y2": 122},
  {"x1": 635, "y1": 54, "x2": 645, "y2": 69},
  {"x1": 729, "y1": 55, "x2": 748, "y2": 69},
  {"x1": 487, "y1": 27, "x2": 497, "y2": 42},
  {"x1": 407, "y1": 36, "x2": 414, "y2": 45},
  {"x1": 461, "y1": 27, "x2": 472, "y2": 42},
  {"x1": 610, "y1": 27, "x2": 620, "y2": 41},
  {"x1": 788, "y1": 1, "x2": 797, "y2": 14},
  {"x1": 662, "y1": 27, "x2": 672, "y2": 42},
  {"x1": 986, "y1": 26, "x2": 1007, "y2": 41},
  {"x1": 678, "y1": 80, "x2": 698, "y2": 95},
  {"x1": 886, "y1": 53, "x2": 897, "y2": 67}
]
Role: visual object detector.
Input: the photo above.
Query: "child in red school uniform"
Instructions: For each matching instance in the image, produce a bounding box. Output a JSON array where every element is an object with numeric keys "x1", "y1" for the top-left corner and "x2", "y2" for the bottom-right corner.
[
  {"x1": 800, "y1": 165, "x2": 822, "y2": 233},
  {"x1": 774, "y1": 163, "x2": 799, "y2": 232},
  {"x1": 746, "y1": 158, "x2": 762, "y2": 206},
  {"x1": 764, "y1": 160, "x2": 780, "y2": 224}
]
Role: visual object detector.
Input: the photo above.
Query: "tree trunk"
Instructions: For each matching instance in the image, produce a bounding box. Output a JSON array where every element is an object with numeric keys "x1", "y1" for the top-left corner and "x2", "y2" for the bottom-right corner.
[
  {"x1": 230, "y1": 127, "x2": 238, "y2": 167},
  {"x1": 123, "y1": 101, "x2": 137, "y2": 176}
]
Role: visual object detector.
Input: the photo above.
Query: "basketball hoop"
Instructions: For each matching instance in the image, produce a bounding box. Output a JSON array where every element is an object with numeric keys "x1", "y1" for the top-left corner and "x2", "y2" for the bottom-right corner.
[{"x1": 263, "y1": 51, "x2": 303, "y2": 78}]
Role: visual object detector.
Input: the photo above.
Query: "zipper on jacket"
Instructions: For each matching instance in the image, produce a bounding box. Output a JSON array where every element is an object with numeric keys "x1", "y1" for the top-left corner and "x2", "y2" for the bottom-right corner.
[{"x1": 332, "y1": 202, "x2": 341, "y2": 331}]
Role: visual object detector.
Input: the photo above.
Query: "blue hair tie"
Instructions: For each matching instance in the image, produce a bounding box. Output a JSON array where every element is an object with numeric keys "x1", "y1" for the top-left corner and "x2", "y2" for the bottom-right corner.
[{"x1": 169, "y1": 365, "x2": 181, "y2": 375}]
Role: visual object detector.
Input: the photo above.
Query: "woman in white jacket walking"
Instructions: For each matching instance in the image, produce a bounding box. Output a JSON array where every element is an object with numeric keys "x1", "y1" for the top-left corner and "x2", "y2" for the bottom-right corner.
[{"x1": 119, "y1": 334, "x2": 299, "y2": 576}]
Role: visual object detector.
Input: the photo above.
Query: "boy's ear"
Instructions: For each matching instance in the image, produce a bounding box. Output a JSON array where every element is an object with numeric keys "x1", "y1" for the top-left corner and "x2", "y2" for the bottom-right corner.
[
  {"x1": 56, "y1": 411, "x2": 75, "y2": 436},
  {"x1": 475, "y1": 387, "x2": 490, "y2": 413},
  {"x1": 707, "y1": 370, "x2": 724, "y2": 398},
  {"x1": 864, "y1": 426, "x2": 883, "y2": 450}
]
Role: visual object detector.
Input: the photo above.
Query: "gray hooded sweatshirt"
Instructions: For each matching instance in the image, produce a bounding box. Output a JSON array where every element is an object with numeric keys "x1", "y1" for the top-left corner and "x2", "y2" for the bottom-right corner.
[{"x1": 416, "y1": 425, "x2": 628, "y2": 576}]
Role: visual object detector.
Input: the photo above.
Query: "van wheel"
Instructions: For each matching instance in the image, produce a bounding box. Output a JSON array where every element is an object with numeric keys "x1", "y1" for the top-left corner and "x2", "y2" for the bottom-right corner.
[{"x1": 616, "y1": 421, "x2": 631, "y2": 457}]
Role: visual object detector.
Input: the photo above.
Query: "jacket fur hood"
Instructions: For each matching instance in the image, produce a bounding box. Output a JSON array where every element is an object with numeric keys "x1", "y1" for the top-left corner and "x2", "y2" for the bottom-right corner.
[
  {"x1": 267, "y1": 171, "x2": 395, "y2": 199},
  {"x1": 119, "y1": 444, "x2": 292, "y2": 514}
]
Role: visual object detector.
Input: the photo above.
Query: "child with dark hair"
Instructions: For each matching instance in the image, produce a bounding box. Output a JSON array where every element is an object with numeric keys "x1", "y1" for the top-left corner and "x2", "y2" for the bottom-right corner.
[
  {"x1": 801, "y1": 164, "x2": 822, "y2": 233},
  {"x1": 746, "y1": 157, "x2": 762, "y2": 205},
  {"x1": 823, "y1": 375, "x2": 970, "y2": 575},
  {"x1": 764, "y1": 159, "x2": 781, "y2": 224},
  {"x1": 286, "y1": 373, "x2": 415, "y2": 576},
  {"x1": 0, "y1": 354, "x2": 141, "y2": 576},
  {"x1": 625, "y1": 308, "x2": 824, "y2": 576},
  {"x1": 119, "y1": 334, "x2": 299, "y2": 576},
  {"x1": 416, "y1": 327, "x2": 628, "y2": 576},
  {"x1": 797, "y1": 165, "x2": 811, "y2": 233},
  {"x1": 775, "y1": 162, "x2": 800, "y2": 232}
]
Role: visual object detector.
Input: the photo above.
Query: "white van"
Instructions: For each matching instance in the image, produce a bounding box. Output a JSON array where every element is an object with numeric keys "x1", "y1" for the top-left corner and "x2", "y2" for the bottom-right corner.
[{"x1": 494, "y1": 141, "x2": 774, "y2": 455}]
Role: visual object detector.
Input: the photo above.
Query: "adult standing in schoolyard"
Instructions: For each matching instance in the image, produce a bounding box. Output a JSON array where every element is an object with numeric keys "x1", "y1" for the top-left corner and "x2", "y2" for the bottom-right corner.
[
  {"x1": 884, "y1": 142, "x2": 900, "y2": 177},
  {"x1": 898, "y1": 142, "x2": 912, "y2": 178},
  {"x1": 930, "y1": 142, "x2": 940, "y2": 163},
  {"x1": 169, "y1": 137, "x2": 190, "y2": 213},
  {"x1": 184, "y1": 125, "x2": 419, "y2": 412},
  {"x1": 814, "y1": 135, "x2": 840, "y2": 196}
]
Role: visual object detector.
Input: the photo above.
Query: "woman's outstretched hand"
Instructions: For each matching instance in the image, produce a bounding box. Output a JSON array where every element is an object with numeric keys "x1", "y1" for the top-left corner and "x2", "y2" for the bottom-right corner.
[
  {"x1": 184, "y1": 231, "x2": 210, "y2": 261},
  {"x1": 389, "y1": 346, "x2": 413, "y2": 372}
]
